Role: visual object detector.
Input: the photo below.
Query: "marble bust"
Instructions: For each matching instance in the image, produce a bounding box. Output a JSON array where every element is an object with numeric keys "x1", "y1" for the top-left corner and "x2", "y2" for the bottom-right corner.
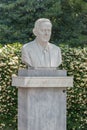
[{"x1": 22, "y1": 18, "x2": 62, "y2": 68}]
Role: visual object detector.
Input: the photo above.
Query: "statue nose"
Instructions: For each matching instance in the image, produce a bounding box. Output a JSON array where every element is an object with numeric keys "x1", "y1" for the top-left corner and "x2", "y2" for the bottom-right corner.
[{"x1": 45, "y1": 31, "x2": 48, "y2": 35}]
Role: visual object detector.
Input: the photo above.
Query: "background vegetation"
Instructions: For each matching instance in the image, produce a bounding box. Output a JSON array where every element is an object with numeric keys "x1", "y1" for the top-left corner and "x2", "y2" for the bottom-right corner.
[
  {"x1": 0, "y1": 44, "x2": 87, "y2": 130},
  {"x1": 0, "y1": 0, "x2": 87, "y2": 45},
  {"x1": 0, "y1": 0, "x2": 87, "y2": 130}
]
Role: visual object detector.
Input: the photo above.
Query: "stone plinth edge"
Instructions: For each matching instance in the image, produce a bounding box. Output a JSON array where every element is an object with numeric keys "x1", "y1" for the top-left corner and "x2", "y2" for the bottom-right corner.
[{"x1": 12, "y1": 76, "x2": 73, "y2": 88}]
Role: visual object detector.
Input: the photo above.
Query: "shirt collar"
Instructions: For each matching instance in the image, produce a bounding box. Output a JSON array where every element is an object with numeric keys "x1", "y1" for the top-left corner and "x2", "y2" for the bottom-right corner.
[{"x1": 35, "y1": 39, "x2": 49, "y2": 52}]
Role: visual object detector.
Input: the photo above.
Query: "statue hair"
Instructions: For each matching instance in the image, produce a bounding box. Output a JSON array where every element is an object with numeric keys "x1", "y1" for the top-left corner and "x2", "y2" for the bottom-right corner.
[{"x1": 33, "y1": 18, "x2": 52, "y2": 36}]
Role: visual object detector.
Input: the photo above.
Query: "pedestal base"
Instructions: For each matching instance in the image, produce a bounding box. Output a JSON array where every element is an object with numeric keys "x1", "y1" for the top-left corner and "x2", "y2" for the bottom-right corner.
[
  {"x1": 18, "y1": 87, "x2": 66, "y2": 130},
  {"x1": 12, "y1": 69, "x2": 73, "y2": 130}
]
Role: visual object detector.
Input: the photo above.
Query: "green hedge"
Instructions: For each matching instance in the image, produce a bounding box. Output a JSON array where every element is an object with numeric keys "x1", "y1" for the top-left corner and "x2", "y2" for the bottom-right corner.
[
  {"x1": 0, "y1": 43, "x2": 87, "y2": 130},
  {"x1": 61, "y1": 45, "x2": 87, "y2": 130}
]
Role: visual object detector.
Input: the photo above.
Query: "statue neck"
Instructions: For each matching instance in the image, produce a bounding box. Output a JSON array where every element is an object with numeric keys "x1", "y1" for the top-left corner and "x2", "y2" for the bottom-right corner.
[{"x1": 35, "y1": 38, "x2": 48, "y2": 48}]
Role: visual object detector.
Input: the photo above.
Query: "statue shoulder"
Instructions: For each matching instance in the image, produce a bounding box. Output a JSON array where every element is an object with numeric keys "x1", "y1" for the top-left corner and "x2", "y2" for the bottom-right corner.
[
  {"x1": 49, "y1": 43, "x2": 61, "y2": 51},
  {"x1": 22, "y1": 40, "x2": 35, "y2": 50}
]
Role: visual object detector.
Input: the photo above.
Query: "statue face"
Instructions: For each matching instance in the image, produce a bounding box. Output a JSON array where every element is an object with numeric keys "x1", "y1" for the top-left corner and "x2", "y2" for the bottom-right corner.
[{"x1": 36, "y1": 22, "x2": 52, "y2": 44}]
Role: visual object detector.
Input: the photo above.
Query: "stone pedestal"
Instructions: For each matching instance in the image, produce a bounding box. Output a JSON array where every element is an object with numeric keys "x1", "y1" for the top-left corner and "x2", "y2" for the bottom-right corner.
[{"x1": 12, "y1": 69, "x2": 73, "y2": 130}]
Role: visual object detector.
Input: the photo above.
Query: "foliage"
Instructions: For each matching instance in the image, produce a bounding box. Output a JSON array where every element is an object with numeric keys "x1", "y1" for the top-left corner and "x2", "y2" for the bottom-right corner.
[
  {"x1": 0, "y1": 43, "x2": 24, "y2": 130},
  {"x1": 60, "y1": 45, "x2": 87, "y2": 130},
  {"x1": 0, "y1": 0, "x2": 61, "y2": 44},
  {"x1": 0, "y1": 43, "x2": 87, "y2": 130},
  {"x1": 0, "y1": 0, "x2": 87, "y2": 45}
]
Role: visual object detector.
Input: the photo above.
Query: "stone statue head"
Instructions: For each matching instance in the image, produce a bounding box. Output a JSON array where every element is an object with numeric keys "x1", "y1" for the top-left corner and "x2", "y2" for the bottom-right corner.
[{"x1": 33, "y1": 18, "x2": 52, "y2": 44}]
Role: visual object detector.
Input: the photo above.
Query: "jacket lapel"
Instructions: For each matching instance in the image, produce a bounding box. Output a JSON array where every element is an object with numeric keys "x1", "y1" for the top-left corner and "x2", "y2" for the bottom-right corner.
[
  {"x1": 49, "y1": 43, "x2": 54, "y2": 67},
  {"x1": 33, "y1": 40, "x2": 42, "y2": 66}
]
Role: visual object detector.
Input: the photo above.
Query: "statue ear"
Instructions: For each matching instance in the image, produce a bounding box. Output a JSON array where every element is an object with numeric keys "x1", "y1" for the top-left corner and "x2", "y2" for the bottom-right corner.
[{"x1": 33, "y1": 28, "x2": 37, "y2": 36}]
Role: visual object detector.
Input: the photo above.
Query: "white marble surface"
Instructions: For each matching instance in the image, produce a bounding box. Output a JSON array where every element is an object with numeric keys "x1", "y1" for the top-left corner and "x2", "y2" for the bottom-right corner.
[
  {"x1": 12, "y1": 69, "x2": 73, "y2": 130},
  {"x1": 18, "y1": 68, "x2": 67, "y2": 77},
  {"x1": 18, "y1": 88, "x2": 66, "y2": 130},
  {"x1": 22, "y1": 18, "x2": 62, "y2": 68},
  {"x1": 12, "y1": 76, "x2": 73, "y2": 88}
]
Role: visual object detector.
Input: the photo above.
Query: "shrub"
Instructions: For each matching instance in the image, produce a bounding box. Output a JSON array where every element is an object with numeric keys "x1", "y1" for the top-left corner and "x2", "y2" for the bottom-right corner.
[
  {"x1": 0, "y1": 43, "x2": 87, "y2": 130},
  {"x1": 0, "y1": 43, "x2": 24, "y2": 130},
  {"x1": 61, "y1": 45, "x2": 87, "y2": 130}
]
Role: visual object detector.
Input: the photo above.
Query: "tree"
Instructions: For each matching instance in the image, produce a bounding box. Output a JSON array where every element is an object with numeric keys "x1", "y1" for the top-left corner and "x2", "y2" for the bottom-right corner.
[
  {"x1": 0, "y1": 0, "x2": 87, "y2": 46},
  {"x1": 0, "y1": 0, "x2": 61, "y2": 44}
]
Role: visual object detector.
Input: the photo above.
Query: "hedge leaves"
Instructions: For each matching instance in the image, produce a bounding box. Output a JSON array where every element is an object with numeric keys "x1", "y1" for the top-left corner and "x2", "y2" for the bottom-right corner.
[{"x1": 0, "y1": 43, "x2": 87, "y2": 130}]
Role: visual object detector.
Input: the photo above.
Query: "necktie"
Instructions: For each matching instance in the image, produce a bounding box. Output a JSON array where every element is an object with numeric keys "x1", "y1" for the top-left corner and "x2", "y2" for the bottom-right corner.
[{"x1": 43, "y1": 49, "x2": 50, "y2": 67}]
